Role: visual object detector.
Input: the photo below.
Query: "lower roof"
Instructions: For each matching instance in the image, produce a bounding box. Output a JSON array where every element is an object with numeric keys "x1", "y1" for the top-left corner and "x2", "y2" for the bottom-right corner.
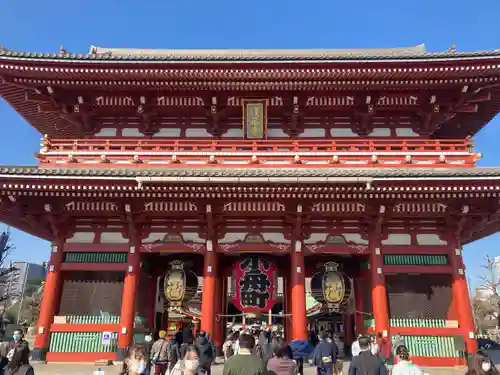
[{"x1": 1, "y1": 166, "x2": 500, "y2": 180}]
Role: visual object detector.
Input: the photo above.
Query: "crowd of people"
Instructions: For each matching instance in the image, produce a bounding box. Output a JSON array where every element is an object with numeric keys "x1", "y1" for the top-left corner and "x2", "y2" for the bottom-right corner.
[{"x1": 121, "y1": 326, "x2": 500, "y2": 375}]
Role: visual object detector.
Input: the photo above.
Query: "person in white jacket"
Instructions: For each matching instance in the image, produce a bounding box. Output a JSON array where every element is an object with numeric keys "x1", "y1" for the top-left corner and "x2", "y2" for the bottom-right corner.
[{"x1": 350, "y1": 335, "x2": 361, "y2": 357}]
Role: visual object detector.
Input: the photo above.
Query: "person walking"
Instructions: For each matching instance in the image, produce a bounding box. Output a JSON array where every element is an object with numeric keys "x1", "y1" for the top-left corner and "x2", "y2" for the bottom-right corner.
[
  {"x1": 466, "y1": 350, "x2": 500, "y2": 375},
  {"x1": 170, "y1": 345, "x2": 200, "y2": 375},
  {"x1": 223, "y1": 333, "x2": 267, "y2": 375},
  {"x1": 312, "y1": 331, "x2": 339, "y2": 375},
  {"x1": 4, "y1": 345, "x2": 34, "y2": 375},
  {"x1": 350, "y1": 335, "x2": 361, "y2": 358},
  {"x1": 257, "y1": 331, "x2": 274, "y2": 365},
  {"x1": 195, "y1": 331, "x2": 215, "y2": 375},
  {"x1": 347, "y1": 336, "x2": 387, "y2": 375},
  {"x1": 223, "y1": 333, "x2": 235, "y2": 361},
  {"x1": 390, "y1": 345, "x2": 422, "y2": 375},
  {"x1": 150, "y1": 330, "x2": 170, "y2": 375},
  {"x1": 267, "y1": 339, "x2": 297, "y2": 375},
  {"x1": 120, "y1": 345, "x2": 149, "y2": 375}
]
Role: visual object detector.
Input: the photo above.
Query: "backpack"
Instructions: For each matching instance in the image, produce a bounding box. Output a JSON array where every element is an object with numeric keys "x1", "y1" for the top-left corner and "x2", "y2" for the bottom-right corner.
[
  {"x1": 225, "y1": 343, "x2": 235, "y2": 358},
  {"x1": 255, "y1": 343, "x2": 263, "y2": 358}
]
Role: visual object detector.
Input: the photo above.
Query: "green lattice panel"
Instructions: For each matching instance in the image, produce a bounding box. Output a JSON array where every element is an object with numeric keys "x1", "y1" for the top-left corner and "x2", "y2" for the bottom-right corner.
[
  {"x1": 401, "y1": 335, "x2": 459, "y2": 358},
  {"x1": 364, "y1": 319, "x2": 375, "y2": 328},
  {"x1": 390, "y1": 318, "x2": 447, "y2": 328},
  {"x1": 49, "y1": 332, "x2": 118, "y2": 352},
  {"x1": 383, "y1": 255, "x2": 448, "y2": 266},
  {"x1": 65, "y1": 315, "x2": 120, "y2": 324},
  {"x1": 64, "y1": 252, "x2": 127, "y2": 263}
]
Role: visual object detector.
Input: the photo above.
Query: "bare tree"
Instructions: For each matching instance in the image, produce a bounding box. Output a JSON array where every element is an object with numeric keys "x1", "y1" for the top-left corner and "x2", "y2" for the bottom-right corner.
[
  {"x1": 0, "y1": 229, "x2": 13, "y2": 266},
  {"x1": 476, "y1": 255, "x2": 500, "y2": 328}
]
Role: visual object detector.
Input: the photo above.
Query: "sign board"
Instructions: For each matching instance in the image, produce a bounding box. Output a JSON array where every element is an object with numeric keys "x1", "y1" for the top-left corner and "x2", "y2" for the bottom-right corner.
[{"x1": 102, "y1": 332, "x2": 112, "y2": 346}]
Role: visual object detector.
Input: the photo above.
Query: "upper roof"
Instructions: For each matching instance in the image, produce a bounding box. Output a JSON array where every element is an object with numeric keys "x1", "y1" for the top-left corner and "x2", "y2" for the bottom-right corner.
[
  {"x1": 2, "y1": 165, "x2": 500, "y2": 179},
  {"x1": 1, "y1": 44, "x2": 500, "y2": 62}
]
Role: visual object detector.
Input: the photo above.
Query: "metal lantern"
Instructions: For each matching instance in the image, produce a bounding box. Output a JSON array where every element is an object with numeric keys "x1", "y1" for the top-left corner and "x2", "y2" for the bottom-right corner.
[
  {"x1": 160, "y1": 260, "x2": 199, "y2": 308},
  {"x1": 232, "y1": 257, "x2": 277, "y2": 313},
  {"x1": 310, "y1": 262, "x2": 352, "y2": 311}
]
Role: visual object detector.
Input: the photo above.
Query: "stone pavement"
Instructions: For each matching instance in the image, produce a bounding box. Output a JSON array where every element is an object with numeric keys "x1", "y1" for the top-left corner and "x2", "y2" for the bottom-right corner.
[{"x1": 31, "y1": 362, "x2": 471, "y2": 375}]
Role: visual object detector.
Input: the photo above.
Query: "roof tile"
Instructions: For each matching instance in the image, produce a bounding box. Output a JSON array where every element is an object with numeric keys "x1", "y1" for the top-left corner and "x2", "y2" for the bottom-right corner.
[
  {"x1": 1, "y1": 166, "x2": 500, "y2": 179},
  {"x1": 1, "y1": 44, "x2": 500, "y2": 62}
]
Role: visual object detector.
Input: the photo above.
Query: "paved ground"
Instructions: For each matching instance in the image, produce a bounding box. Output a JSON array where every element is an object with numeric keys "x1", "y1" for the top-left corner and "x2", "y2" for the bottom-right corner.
[
  {"x1": 31, "y1": 362, "x2": 470, "y2": 375},
  {"x1": 30, "y1": 350, "x2": 500, "y2": 375}
]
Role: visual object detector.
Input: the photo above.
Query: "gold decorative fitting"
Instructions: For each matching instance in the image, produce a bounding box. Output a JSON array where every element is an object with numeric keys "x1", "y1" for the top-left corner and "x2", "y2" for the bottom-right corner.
[
  {"x1": 475, "y1": 153, "x2": 483, "y2": 161},
  {"x1": 439, "y1": 155, "x2": 446, "y2": 163},
  {"x1": 323, "y1": 262, "x2": 340, "y2": 272},
  {"x1": 331, "y1": 155, "x2": 339, "y2": 163},
  {"x1": 170, "y1": 260, "x2": 184, "y2": 270},
  {"x1": 371, "y1": 155, "x2": 378, "y2": 163},
  {"x1": 405, "y1": 155, "x2": 412, "y2": 163}
]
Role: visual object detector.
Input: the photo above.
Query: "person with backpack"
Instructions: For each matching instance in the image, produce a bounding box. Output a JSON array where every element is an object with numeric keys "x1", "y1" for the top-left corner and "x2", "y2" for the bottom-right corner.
[
  {"x1": 255, "y1": 331, "x2": 273, "y2": 364},
  {"x1": 347, "y1": 336, "x2": 387, "y2": 375},
  {"x1": 168, "y1": 332, "x2": 183, "y2": 373},
  {"x1": 195, "y1": 331, "x2": 215, "y2": 375},
  {"x1": 223, "y1": 333, "x2": 235, "y2": 361},
  {"x1": 151, "y1": 330, "x2": 170, "y2": 375}
]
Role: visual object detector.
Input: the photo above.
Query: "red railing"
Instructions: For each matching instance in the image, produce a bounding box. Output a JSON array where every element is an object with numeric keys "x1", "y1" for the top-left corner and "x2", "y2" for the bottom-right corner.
[
  {"x1": 43, "y1": 138, "x2": 473, "y2": 154},
  {"x1": 37, "y1": 137, "x2": 478, "y2": 167}
]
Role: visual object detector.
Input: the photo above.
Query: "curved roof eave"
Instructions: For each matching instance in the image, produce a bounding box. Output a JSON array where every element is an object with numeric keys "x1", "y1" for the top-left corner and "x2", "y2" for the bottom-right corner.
[{"x1": 1, "y1": 44, "x2": 500, "y2": 64}]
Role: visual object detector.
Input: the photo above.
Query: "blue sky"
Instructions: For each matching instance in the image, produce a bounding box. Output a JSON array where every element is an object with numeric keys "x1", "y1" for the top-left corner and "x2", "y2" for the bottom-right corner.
[{"x1": 0, "y1": 0, "x2": 500, "y2": 288}]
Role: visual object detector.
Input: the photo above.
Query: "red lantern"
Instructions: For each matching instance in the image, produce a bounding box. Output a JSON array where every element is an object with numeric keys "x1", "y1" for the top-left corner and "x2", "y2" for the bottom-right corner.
[{"x1": 232, "y1": 257, "x2": 277, "y2": 313}]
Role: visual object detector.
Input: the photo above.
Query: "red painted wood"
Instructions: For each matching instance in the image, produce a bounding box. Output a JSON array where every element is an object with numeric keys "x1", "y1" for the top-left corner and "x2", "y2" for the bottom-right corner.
[
  {"x1": 40, "y1": 161, "x2": 475, "y2": 169},
  {"x1": 50, "y1": 324, "x2": 120, "y2": 333},
  {"x1": 411, "y1": 356, "x2": 465, "y2": 367},
  {"x1": 142, "y1": 243, "x2": 206, "y2": 253},
  {"x1": 46, "y1": 137, "x2": 472, "y2": 154},
  {"x1": 46, "y1": 352, "x2": 117, "y2": 363},
  {"x1": 118, "y1": 247, "x2": 140, "y2": 350},
  {"x1": 383, "y1": 265, "x2": 452, "y2": 274},
  {"x1": 60, "y1": 263, "x2": 128, "y2": 271},
  {"x1": 34, "y1": 238, "x2": 64, "y2": 352}
]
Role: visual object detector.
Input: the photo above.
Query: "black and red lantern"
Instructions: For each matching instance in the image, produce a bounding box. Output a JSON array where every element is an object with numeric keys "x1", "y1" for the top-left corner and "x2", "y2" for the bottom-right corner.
[
  {"x1": 232, "y1": 257, "x2": 277, "y2": 313},
  {"x1": 159, "y1": 260, "x2": 199, "y2": 308},
  {"x1": 310, "y1": 262, "x2": 352, "y2": 310}
]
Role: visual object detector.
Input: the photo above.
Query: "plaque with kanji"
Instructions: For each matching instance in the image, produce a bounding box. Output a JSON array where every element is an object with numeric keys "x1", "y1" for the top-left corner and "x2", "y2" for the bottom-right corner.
[{"x1": 232, "y1": 257, "x2": 277, "y2": 313}]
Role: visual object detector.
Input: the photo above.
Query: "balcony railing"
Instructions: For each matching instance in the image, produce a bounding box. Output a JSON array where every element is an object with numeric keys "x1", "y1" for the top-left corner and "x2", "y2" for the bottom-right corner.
[{"x1": 38, "y1": 137, "x2": 479, "y2": 167}]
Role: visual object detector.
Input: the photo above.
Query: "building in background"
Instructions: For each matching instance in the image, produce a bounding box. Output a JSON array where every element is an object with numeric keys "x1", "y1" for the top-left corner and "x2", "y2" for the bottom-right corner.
[
  {"x1": 0, "y1": 262, "x2": 46, "y2": 298},
  {"x1": 475, "y1": 285, "x2": 495, "y2": 301}
]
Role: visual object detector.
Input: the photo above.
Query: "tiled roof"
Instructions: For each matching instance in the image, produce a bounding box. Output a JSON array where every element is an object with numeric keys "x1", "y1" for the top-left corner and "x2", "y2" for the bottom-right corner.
[
  {"x1": 1, "y1": 44, "x2": 500, "y2": 62},
  {"x1": 2, "y1": 166, "x2": 500, "y2": 179}
]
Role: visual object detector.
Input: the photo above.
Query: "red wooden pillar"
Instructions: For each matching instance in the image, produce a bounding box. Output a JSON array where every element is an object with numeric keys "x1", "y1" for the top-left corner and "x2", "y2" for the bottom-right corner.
[
  {"x1": 32, "y1": 237, "x2": 65, "y2": 362},
  {"x1": 282, "y1": 275, "x2": 290, "y2": 340},
  {"x1": 450, "y1": 244, "x2": 477, "y2": 354},
  {"x1": 147, "y1": 274, "x2": 158, "y2": 331},
  {"x1": 290, "y1": 245, "x2": 308, "y2": 341},
  {"x1": 213, "y1": 271, "x2": 223, "y2": 353},
  {"x1": 117, "y1": 238, "x2": 142, "y2": 359},
  {"x1": 354, "y1": 277, "x2": 365, "y2": 334},
  {"x1": 201, "y1": 239, "x2": 218, "y2": 336},
  {"x1": 370, "y1": 241, "x2": 390, "y2": 338}
]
